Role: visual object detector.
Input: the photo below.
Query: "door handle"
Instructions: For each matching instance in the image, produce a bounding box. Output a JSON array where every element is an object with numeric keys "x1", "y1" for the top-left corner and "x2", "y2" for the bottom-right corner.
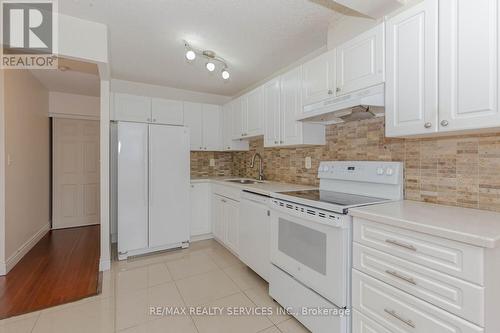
[{"x1": 384, "y1": 309, "x2": 416, "y2": 328}]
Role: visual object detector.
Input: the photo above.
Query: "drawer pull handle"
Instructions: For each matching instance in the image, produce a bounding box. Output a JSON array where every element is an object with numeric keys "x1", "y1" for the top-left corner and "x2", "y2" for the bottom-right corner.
[
  {"x1": 384, "y1": 309, "x2": 416, "y2": 328},
  {"x1": 385, "y1": 239, "x2": 417, "y2": 251},
  {"x1": 385, "y1": 270, "x2": 417, "y2": 285}
]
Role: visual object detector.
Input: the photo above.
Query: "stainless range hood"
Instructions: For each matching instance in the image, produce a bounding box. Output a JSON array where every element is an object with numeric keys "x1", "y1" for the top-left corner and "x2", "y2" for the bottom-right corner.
[{"x1": 297, "y1": 84, "x2": 385, "y2": 124}]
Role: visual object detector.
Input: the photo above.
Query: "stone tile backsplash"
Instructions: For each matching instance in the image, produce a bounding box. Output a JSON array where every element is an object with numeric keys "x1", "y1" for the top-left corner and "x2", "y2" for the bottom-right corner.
[{"x1": 191, "y1": 117, "x2": 500, "y2": 212}]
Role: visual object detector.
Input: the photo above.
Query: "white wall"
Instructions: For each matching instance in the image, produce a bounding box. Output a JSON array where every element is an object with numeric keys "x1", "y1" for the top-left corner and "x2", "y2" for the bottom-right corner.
[
  {"x1": 49, "y1": 91, "x2": 100, "y2": 119},
  {"x1": 0, "y1": 70, "x2": 5, "y2": 273},
  {"x1": 3, "y1": 70, "x2": 51, "y2": 274},
  {"x1": 111, "y1": 79, "x2": 231, "y2": 105}
]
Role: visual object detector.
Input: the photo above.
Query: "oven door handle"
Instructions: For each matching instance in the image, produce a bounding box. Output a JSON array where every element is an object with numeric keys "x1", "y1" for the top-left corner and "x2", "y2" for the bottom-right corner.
[{"x1": 270, "y1": 202, "x2": 347, "y2": 229}]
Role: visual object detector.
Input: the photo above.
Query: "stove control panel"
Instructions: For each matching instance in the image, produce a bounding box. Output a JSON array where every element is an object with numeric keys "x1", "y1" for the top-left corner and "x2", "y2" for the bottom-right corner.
[{"x1": 318, "y1": 161, "x2": 403, "y2": 185}]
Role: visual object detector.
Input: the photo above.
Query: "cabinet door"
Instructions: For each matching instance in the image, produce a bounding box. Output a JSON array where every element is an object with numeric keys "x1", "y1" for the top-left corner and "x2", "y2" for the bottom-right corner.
[
  {"x1": 183, "y1": 102, "x2": 203, "y2": 151},
  {"x1": 202, "y1": 104, "x2": 222, "y2": 151},
  {"x1": 222, "y1": 102, "x2": 249, "y2": 151},
  {"x1": 149, "y1": 125, "x2": 190, "y2": 248},
  {"x1": 151, "y1": 98, "x2": 183, "y2": 125},
  {"x1": 117, "y1": 122, "x2": 148, "y2": 255},
  {"x1": 246, "y1": 87, "x2": 264, "y2": 137},
  {"x1": 385, "y1": 0, "x2": 439, "y2": 137},
  {"x1": 224, "y1": 198, "x2": 239, "y2": 255},
  {"x1": 190, "y1": 183, "x2": 212, "y2": 237},
  {"x1": 301, "y1": 49, "x2": 336, "y2": 106},
  {"x1": 232, "y1": 97, "x2": 244, "y2": 139},
  {"x1": 212, "y1": 195, "x2": 226, "y2": 242},
  {"x1": 439, "y1": 0, "x2": 500, "y2": 132},
  {"x1": 114, "y1": 93, "x2": 151, "y2": 122},
  {"x1": 336, "y1": 23, "x2": 384, "y2": 95},
  {"x1": 264, "y1": 77, "x2": 282, "y2": 147},
  {"x1": 240, "y1": 95, "x2": 249, "y2": 137},
  {"x1": 280, "y1": 67, "x2": 303, "y2": 145}
]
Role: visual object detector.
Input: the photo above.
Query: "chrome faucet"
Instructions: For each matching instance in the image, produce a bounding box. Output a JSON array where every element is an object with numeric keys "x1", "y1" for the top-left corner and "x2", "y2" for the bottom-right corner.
[{"x1": 250, "y1": 153, "x2": 265, "y2": 181}]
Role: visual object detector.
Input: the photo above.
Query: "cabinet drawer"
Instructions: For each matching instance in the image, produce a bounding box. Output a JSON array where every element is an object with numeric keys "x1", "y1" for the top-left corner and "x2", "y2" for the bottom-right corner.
[
  {"x1": 353, "y1": 270, "x2": 483, "y2": 333},
  {"x1": 353, "y1": 309, "x2": 393, "y2": 333},
  {"x1": 353, "y1": 218, "x2": 484, "y2": 285},
  {"x1": 211, "y1": 184, "x2": 242, "y2": 202},
  {"x1": 353, "y1": 242, "x2": 484, "y2": 326}
]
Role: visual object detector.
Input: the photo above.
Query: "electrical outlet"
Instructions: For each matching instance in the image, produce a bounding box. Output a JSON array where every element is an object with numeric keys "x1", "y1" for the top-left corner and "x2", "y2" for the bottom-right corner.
[
  {"x1": 209, "y1": 158, "x2": 215, "y2": 167},
  {"x1": 305, "y1": 157, "x2": 312, "y2": 169}
]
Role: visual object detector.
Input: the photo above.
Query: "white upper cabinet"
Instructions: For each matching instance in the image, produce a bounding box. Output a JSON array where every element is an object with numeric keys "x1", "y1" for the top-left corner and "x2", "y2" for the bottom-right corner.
[
  {"x1": 385, "y1": 0, "x2": 439, "y2": 137},
  {"x1": 281, "y1": 67, "x2": 304, "y2": 145},
  {"x1": 246, "y1": 87, "x2": 264, "y2": 137},
  {"x1": 438, "y1": 0, "x2": 500, "y2": 132},
  {"x1": 263, "y1": 68, "x2": 325, "y2": 147},
  {"x1": 301, "y1": 49, "x2": 336, "y2": 106},
  {"x1": 151, "y1": 98, "x2": 184, "y2": 125},
  {"x1": 222, "y1": 102, "x2": 249, "y2": 151},
  {"x1": 201, "y1": 104, "x2": 222, "y2": 151},
  {"x1": 336, "y1": 23, "x2": 385, "y2": 96},
  {"x1": 114, "y1": 93, "x2": 151, "y2": 122},
  {"x1": 264, "y1": 77, "x2": 282, "y2": 147},
  {"x1": 183, "y1": 102, "x2": 204, "y2": 150}
]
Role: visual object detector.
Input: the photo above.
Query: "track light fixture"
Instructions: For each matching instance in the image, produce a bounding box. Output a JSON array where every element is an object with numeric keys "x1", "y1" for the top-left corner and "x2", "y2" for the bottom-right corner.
[{"x1": 183, "y1": 40, "x2": 230, "y2": 80}]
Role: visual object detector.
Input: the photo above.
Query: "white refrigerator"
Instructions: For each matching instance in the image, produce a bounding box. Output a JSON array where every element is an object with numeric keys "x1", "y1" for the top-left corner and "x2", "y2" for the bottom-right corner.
[{"x1": 116, "y1": 122, "x2": 190, "y2": 260}]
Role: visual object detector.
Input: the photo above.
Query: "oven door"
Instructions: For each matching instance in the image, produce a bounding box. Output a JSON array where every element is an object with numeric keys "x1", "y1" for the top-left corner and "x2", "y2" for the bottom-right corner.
[{"x1": 270, "y1": 199, "x2": 351, "y2": 308}]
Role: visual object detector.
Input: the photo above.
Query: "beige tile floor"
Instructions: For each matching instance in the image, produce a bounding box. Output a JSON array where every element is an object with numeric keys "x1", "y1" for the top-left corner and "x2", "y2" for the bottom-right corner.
[{"x1": 0, "y1": 239, "x2": 311, "y2": 333}]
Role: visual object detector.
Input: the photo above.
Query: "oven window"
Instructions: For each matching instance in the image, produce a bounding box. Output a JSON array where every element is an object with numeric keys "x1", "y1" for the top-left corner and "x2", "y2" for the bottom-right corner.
[{"x1": 278, "y1": 218, "x2": 327, "y2": 275}]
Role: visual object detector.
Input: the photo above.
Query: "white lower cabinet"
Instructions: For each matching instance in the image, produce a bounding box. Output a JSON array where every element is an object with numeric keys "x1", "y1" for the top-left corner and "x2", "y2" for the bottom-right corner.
[
  {"x1": 189, "y1": 182, "x2": 212, "y2": 238},
  {"x1": 352, "y1": 270, "x2": 483, "y2": 333},
  {"x1": 352, "y1": 217, "x2": 493, "y2": 333},
  {"x1": 212, "y1": 193, "x2": 239, "y2": 254}
]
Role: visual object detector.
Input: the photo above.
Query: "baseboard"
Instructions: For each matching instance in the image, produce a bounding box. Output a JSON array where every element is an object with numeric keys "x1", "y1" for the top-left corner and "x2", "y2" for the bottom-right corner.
[
  {"x1": 2, "y1": 222, "x2": 50, "y2": 276},
  {"x1": 190, "y1": 233, "x2": 214, "y2": 242},
  {"x1": 99, "y1": 258, "x2": 111, "y2": 271}
]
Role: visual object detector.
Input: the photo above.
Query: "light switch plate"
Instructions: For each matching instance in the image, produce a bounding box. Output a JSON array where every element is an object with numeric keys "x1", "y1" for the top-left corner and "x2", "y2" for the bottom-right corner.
[
  {"x1": 305, "y1": 157, "x2": 312, "y2": 169},
  {"x1": 209, "y1": 158, "x2": 215, "y2": 167}
]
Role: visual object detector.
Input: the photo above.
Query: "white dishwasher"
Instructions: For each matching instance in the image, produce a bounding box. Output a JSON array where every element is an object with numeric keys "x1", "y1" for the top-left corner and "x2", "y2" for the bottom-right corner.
[{"x1": 239, "y1": 190, "x2": 271, "y2": 281}]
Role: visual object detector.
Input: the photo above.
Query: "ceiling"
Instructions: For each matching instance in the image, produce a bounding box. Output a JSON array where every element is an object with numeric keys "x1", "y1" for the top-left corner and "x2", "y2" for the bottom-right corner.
[
  {"x1": 30, "y1": 58, "x2": 100, "y2": 96},
  {"x1": 58, "y1": 0, "x2": 341, "y2": 96}
]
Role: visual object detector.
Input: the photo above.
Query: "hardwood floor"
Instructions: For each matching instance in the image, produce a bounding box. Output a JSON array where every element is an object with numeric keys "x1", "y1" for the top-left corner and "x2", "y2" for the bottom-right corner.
[{"x1": 0, "y1": 225, "x2": 100, "y2": 319}]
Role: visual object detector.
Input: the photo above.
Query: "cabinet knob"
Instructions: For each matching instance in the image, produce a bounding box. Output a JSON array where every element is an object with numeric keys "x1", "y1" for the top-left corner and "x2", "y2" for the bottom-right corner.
[
  {"x1": 280, "y1": 140, "x2": 284, "y2": 144},
  {"x1": 274, "y1": 141, "x2": 278, "y2": 144},
  {"x1": 147, "y1": 118, "x2": 151, "y2": 122},
  {"x1": 440, "y1": 120, "x2": 449, "y2": 127},
  {"x1": 152, "y1": 118, "x2": 157, "y2": 122},
  {"x1": 328, "y1": 89, "x2": 333, "y2": 95},
  {"x1": 424, "y1": 122, "x2": 432, "y2": 129},
  {"x1": 336, "y1": 87, "x2": 341, "y2": 93},
  {"x1": 199, "y1": 146, "x2": 203, "y2": 149}
]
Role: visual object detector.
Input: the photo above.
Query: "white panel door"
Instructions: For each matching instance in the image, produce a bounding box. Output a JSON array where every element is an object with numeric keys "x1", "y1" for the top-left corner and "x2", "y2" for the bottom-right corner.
[
  {"x1": 264, "y1": 77, "x2": 282, "y2": 147},
  {"x1": 190, "y1": 183, "x2": 212, "y2": 237},
  {"x1": 183, "y1": 102, "x2": 203, "y2": 151},
  {"x1": 149, "y1": 125, "x2": 190, "y2": 248},
  {"x1": 202, "y1": 104, "x2": 222, "y2": 151},
  {"x1": 114, "y1": 93, "x2": 151, "y2": 122},
  {"x1": 385, "y1": 0, "x2": 439, "y2": 137},
  {"x1": 117, "y1": 122, "x2": 148, "y2": 254},
  {"x1": 281, "y1": 67, "x2": 303, "y2": 145},
  {"x1": 336, "y1": 23, "x2": 385, "y2": 95},
  {"x1": 224, "y1": 198, "x2": 239, "y2": 254},
  {"x1": 53, "y1": 118, "x2": 100, "y2": 229},
  {"x1": 151, "y1": 98, "x2": 184, "y2": 125},
  {"x1": 246, "y1": 87, "x2": 264, "y2": 137},
  {"x1": 301, "y1": 49, "x2": 336, "y2": 106},
  {"x1": 439, "y1": 0, "x2": 500, "y2": 132}
]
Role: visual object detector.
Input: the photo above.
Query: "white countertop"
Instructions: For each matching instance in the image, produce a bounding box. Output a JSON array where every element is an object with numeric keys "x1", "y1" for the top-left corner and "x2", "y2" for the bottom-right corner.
[
  {"x1": 350, "y1": 200, "x2": 500, "y2": 248},
  {"x1": 191, "y1": 177, "x2": 316, "y2": 197}
]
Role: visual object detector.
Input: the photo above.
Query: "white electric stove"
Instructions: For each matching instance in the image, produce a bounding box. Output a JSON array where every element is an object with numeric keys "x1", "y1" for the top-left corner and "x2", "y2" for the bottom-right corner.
[{"x1": 269, "y1": 161, "x2": 404, "y2": 333}]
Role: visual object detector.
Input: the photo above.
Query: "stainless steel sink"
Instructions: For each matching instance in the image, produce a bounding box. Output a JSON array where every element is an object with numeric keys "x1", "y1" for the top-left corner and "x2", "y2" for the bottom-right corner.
[{"x1": 225, "y1": 179, "x2": 263, "y2": 184}]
